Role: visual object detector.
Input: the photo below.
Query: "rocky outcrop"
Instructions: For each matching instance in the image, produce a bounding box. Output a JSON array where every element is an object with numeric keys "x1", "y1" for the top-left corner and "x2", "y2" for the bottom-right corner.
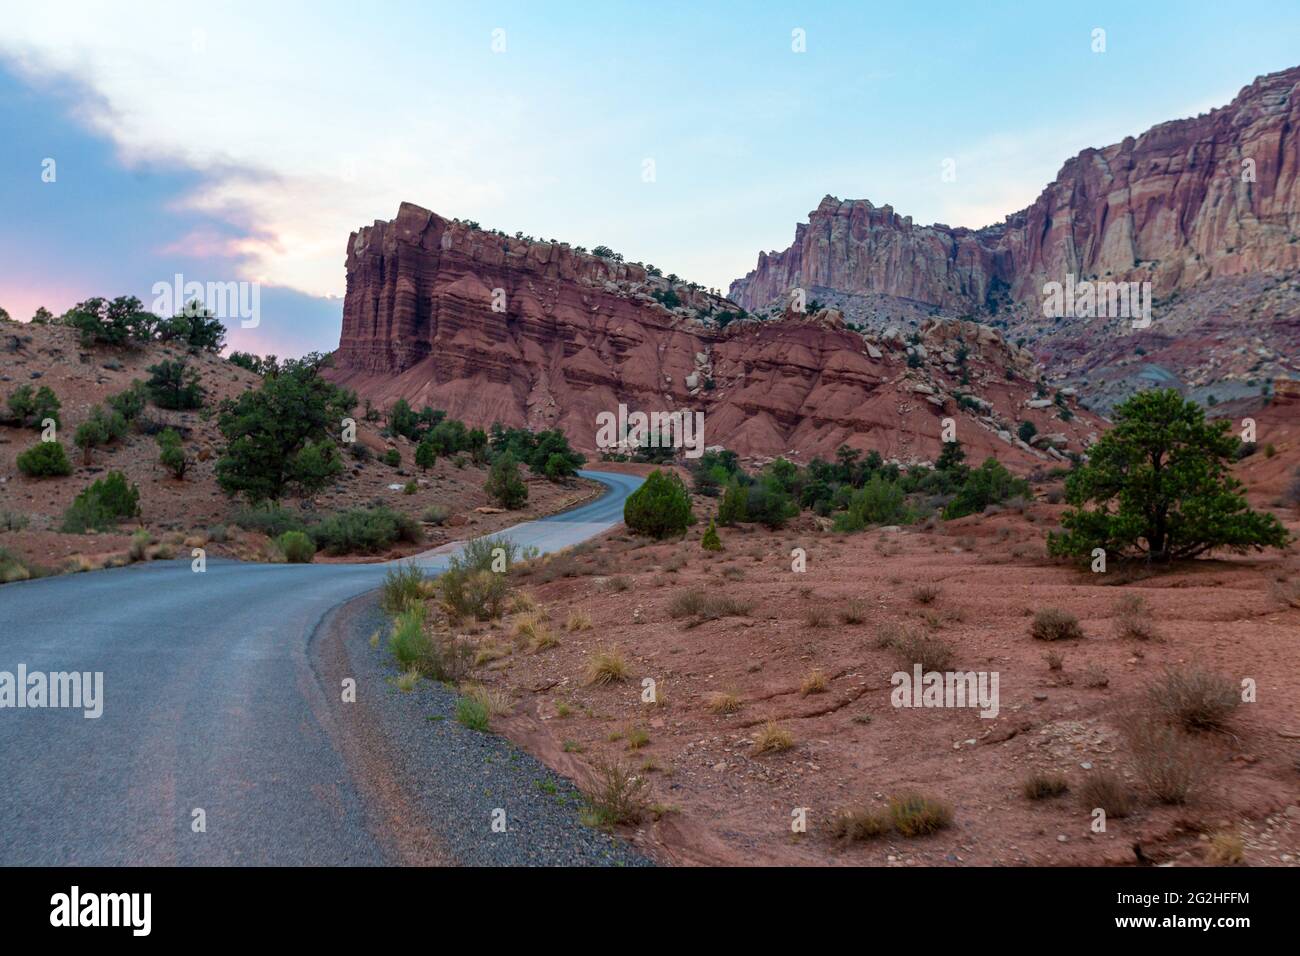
[
  {"x1": 732, "y1": 66, "x2": 1300, "y2": 312},
  {"x1": 729, "y1": 67, "x2": 1300, "y2": 409},
  {"x1": 329, "y1": 204, "x2": 1102, "y2": 467}
]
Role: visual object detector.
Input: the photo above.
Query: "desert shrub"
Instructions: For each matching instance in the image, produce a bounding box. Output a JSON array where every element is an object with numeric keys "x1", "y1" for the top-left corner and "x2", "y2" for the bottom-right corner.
[
  {"x1": 706, "y1": 691, "x2": 742, "y2": 715},
  {"x1": 838, "y1": 599, "x2": 868, "y2": 625},
  {"x1": 829, "y1": 806, "x2": 892, "y2": 841},
  {"x1": 835, "y1": 475, "x2": 908, "y2": 531},
  {"x1": 381, "y1": 562, "x2": 427, "y2": 615},
  {"x1": 458, "y1": 534, "x2": 519, "y2": 572},
  {"x1": 565, "y1": 610, "x2": 592, "y2": 632},
  {"x1": 1122, "y1": 716, "x2": 1210, "y2": 805},
  {"x1": 1076, "y1": 771, "x2": 1135, "y2": 818},
  {"x1": 752, "y1": 722, "x2": 795, "y2": 754},
  {"x1": 943, "y1": 458, "x2": 1031, "y2": 520},
  {"x1": 717, "y1": 479, "x2": 748, "y2": 526},
  {"x1": 624, "y1": 469, "x2": 693, "y2": 538},
  {"x1": 440, "y1": 567, "x2": 509, "y2": 621},
  {"x1": 1048, "y1": 389, "x2": 1289, "y2": 561},
  {"x1": 106, "y1": 381, "x2": 148, "y2": 422},
  {"x1": 1113, "y1": 594, "x2": 1158, "y2": 640},
  {"x1": 60, "y1": 472, "x2": 139, "y2": 532},
  {"x1": 455, "y1": 695, "x2": 490, "y2": 730},
  {"x1": 146, "y1": 359, "x2": 205, "y2": 410},
  {"x1": 582, "y1": 757, "x2": 649, "y2": 827},
  {"x1": 0, "y1": 509, "x2": 30, "y2": 532},
  {"x1": 1022, "y1": 772, "x2": 1069, "y2": 800},
  {"x1": 484, "y1": 452, "x2": 527, "y2": 508},
  {"x1": 129, "y1": 529, "x2": 153, "y2": 561},
  {"x1": 888, "y1": 793, "x2": 953, "y2": 836},
  {"x1": 1030, "y1": 607, "x2": 1084, "y2": 641},
  {"x1": 157, "y1": 428, "x2": 189, "y2": 479},
  {"x1": 1147, "y1": 666, "x2": 1239, "y2": 731},
  {"x1": 667, "y1": 587, "x2": 752, "y2": 625},
  {"x1": 800, "y1": 669, "x2": 828, "y2": 695},
  {"x1": 230, "y1": 503, "x2": 306, "y2": 538},
  {"x1": 1206, "y1": 830, "x2": 1245, "y2": 865},
  {"x1": 277, "y1": 530, "x2": 315, "y2": 563},
  {"x1": 700, "y1": 518, "x2": 722, "y2": 551},
  {"x1": 5, "y1": 384, "x2": 62, "y2": 429},
  {"x1": 421, "y1": 504, "x2": 450, "y2": 525},
  {"x1": 911, "y1": 583, "x2": 941, "y2": 605},
  {"x1": 309, "y1": 506, "x2": 420, "y2": 555},
  {"x1": 892, "y1": 630, "x2": 954, "y2": 672},
  {"x1": 16, "y1": 441, "x2": 72, "y2": 478},
  {"x1": 0, "y1": 548, "x2": 40, "y2": 583},
  {"x1": 584, "y1": 647, "x2": 629, "y2": 686}
]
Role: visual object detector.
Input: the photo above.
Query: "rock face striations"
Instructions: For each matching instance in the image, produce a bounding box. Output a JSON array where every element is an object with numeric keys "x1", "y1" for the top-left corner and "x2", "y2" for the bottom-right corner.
[
  {"x1": 329, "y1": 203, "x2": 1102, "y2": 467},
  {"x1": 729, "y1": 66, "x2": 1300, "y2": 408}
]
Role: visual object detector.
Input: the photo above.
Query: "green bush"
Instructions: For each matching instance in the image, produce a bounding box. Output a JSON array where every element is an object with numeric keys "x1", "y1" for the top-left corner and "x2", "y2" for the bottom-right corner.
[
  {"x1": 624, "y1": 470, "x2": 693, "y2": 538},
  {"x1": 309, "y1": 506, "x2": 421, "y2": 555},
  {"x1": 60, "y1": 471, "x2": 140, "y2": 532},
  {"x1": 835, "y1": 475, "x2": 909, "y2": 531},
  {"x1": 440, "y1": 566, "x2": 510, "y2": 621},
  {"x1": 455, "y1": 696, "x2": 490, "y2": 731},
  {"x1": 701, "y1": 518, "x2": 722, "y2": 551},
  {"x1": 107, "y1": 381, "x2": 149, "y2": 422},
  {"x1": 17, "y1": 441, "x2": 72, "y2": 478},
  {"x1": 383, "y1": 448, "x2": 401, "y2": 467},
  {"x1": 381, "y1": 563, "x2": 426, "y2": 615},
  {"x1": 743, "y1": 478, "x2": 798, "y2": 530},
  {"x1": 157, "y1": 429, "x2": 189, "y2": 479},
  {"x1": 717, "y1": 479, "x2": 748, "y2": 526},
  {"x1": 6, "y1": 384, "x2": 61, "y2": 429},
  {"x1": 277, "y1": 530, "x2": 316, "y2": 563},
  {"x1": 943, "y1": 458, "x2": 1031, "y2": 520},
  {"x1": 484, "y1": 452, "x2": 528, "y2": 508},
  {"x1": 230, "y1": 504, "x2": 307, "y2": 537},
  {"x1": 146, "y1": 359, "x2": 204, "y2": 410}
]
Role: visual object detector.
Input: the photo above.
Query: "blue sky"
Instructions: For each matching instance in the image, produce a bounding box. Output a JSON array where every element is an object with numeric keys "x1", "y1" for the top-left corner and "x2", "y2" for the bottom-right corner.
[{"x1": 2, "y1": 1, "x2": 1298, "y2": 356}]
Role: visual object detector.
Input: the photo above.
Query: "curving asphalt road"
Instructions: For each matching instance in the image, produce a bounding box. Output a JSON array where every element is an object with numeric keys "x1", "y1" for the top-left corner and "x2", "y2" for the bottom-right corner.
[{"x1": 0, "y1": 470, "x2": 643, "y2": 865}]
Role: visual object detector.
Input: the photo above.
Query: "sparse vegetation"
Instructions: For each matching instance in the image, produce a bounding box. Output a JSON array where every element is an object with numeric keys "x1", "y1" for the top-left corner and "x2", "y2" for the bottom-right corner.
[
  {"x1": 888, "y1": 793, "x2": 953, "y2": 836},
  {"x1": 1147, "y1": 666, "x2": 1239, "y2": 731},
  {"x1": 1022, "y1": 772, "x2": 1069, "y2": 800},
  {"x1": 752, "y1": 722, "x2": 795, "y2": 754},
  {"x1": 1030, "y1": 607, "x2": 1084, "y2": 641},
  {"x1": 584, "y1": 647, "x2": 629, "y2": 686}
]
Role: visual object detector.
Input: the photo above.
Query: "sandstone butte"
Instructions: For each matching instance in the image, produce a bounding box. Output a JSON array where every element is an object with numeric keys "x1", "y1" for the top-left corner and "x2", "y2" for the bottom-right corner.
[
  {"x1": 327, "y1": 65, "x2": 1300, "y2": 466},
  {"x1": 326, "y1": 201, "x2": 1103, "y2": 469}
]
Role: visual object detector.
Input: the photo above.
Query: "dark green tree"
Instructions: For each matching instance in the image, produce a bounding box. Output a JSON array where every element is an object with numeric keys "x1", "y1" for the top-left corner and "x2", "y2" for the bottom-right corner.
[
  {"x1": 215, "y1": 361, "x2": 352, "y2": 502},
  {"x1": 1048, "y1": 389, "x2": 1290, "y2": 562},
  {"x1": 623, "y1": 469, "x2": 693, "y2": 538},
  {"x1": 146, "y1": 360, "x2": 205, "y2": 410}
]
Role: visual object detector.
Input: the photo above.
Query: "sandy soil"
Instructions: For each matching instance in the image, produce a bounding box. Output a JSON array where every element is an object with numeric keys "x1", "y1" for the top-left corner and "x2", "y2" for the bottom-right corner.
[{"x1": 455, "y1": 484, "x2": 1300, "y2": 867}]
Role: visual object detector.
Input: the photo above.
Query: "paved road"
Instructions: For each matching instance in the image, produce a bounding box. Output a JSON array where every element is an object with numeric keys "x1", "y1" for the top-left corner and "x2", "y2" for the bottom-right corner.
[{"x1": 0, "y1": 470, "x2": 642, "y2": 865}]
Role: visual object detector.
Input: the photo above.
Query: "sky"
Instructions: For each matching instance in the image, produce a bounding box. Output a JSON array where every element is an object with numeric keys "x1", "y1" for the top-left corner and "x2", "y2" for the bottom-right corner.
[{"x1": 2, "y1": 1, "x2": 1298, "y2": 357}]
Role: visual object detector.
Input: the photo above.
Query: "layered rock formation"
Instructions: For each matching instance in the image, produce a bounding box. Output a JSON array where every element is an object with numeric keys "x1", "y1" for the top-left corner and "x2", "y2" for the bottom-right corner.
[
  {"x1": 329, "y1": 203, "x2": 1102, "y2": 467},
  {"x1": 730, "y1": 66, "x2": 1300, "y2": 407}
]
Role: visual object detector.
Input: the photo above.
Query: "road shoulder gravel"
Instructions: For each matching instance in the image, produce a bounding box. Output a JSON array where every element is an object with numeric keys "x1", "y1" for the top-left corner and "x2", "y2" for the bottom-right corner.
[{"x1": 310, "y1": 591, "x2": 651, "y2": 867}]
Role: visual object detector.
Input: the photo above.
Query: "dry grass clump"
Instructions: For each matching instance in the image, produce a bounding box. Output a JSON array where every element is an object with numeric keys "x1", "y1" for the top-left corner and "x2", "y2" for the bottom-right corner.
[
  {"x1": 473, "y1": 640, "x2": 509, "y2": 666},
  {"x1": 803, "y1": 607, "x2": 832, "y2": 628},
  {"x1": 1147, "y1": 666, "x2": 1239, "y2": 731},
  {"x1": 1113, "y1": 594, "x2": 1159, "y2": 640},
  {"x1": 838, "y1": 599, "x2": 868, "y2": 625},
  {"x1": 508, "y1": 591, "x2": 537, "y2": 614},
  {"x1": 705, "y1": 691, "x2": 743, "y2": 715},
  {"x1": 800, "y1": 669, "x2": 829, "y2": 696},
  {"x1": 584, "y1": 647, "x2": 629, "y2": 686},
  {"x1": 751, "y1": 722, "x2": 795, "y2": 755},
  {"x1": 892, "y1": 630, "x2": 955, "y2": 672},
  {"x1": 1030, "y1": 607, "x2": 1085, "y2": 641},
  {"x1": 529, "y1": 626, "x2": 560, "y2": 651},
  {"x1": 624, "y1": 726, "x2": 650, "y2": 750},
  {"x1": 1119, "y1": 712, "x2": 1212, "y2": 805},
  {"x1": 581, "y1": 757, "x2": 649, "y2": 828},
  {"x1": 888, "y1": 793, "x2": 953, "y2": 836},
  {"x1": 1022, "y1": 772, "x2": 1069, "y2": 800},
  {"x1": 511, "y1": 610, "x2": 548, "y2": 641},
  {"x1": 1043, "y1": 650, "x2": 1064, "y2": 671},
  {"x1": 667, "y1": 588, "x2": 752, "y2": 626},
  {"x1": 462, "y1": 682, "x2": 512, "y2": 716},
  {"x1": 565, "y1": 610, "x2": 593, "y2": 632},
  {"x1": 910, "y1": 584, "x2": 941, "y2": 605},
  {"x1": 1076, "y1": 771, "x2": 1135, "y2": 818},
  {"x1": 829, "y1": 806, "x2": 891, "y2": 842},
  {"x1": 601, "y1": 575, "x2": 633, "y2": 593},
  {"x1": 1081, "y1": 665, "x2": 1110, "y2": 688},
  {"x1": 1206, "y1": 830, "x2": 1245, "y2": 865},
  {"x1": 394, "y1": 669, "x2": 420, "y2": 692}
]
